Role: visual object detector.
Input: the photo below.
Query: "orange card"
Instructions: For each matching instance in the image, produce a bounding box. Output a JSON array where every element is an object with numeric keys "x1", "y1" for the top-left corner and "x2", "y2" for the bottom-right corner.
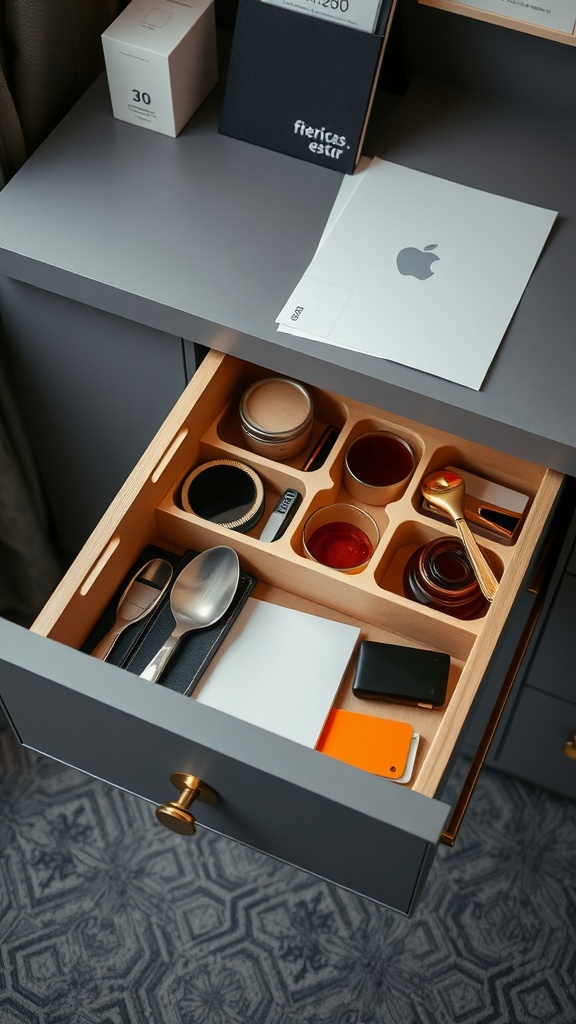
[{"x1": 316, "y1": 708, "x2": 414, "y2": 779}]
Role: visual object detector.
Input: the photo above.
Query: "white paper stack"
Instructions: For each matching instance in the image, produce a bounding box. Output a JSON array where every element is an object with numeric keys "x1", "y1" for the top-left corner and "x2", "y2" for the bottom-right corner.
[
  {"x1": 194, "y1": 598, "x2": 360, "y2": 747},
  {"x1": 260, "y1": 0, "x2": 385, "y2": 33},
  {"x1": 276, "y1": 158, "x2": 557, "y2": 391}
]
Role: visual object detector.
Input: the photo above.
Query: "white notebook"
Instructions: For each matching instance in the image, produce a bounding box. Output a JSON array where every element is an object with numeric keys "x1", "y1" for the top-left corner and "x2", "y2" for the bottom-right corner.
[
  {"x1": 194, "y1": 598, "x2": 360, "y2": 747},
  {"x1": 277, "y1": 159, "x2": 557, "y2": 390}
]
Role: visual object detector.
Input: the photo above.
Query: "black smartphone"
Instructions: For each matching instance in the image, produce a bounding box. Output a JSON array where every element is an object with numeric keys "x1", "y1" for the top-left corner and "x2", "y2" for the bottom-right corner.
[{"x1": 352, "y1": 640, "x2": 450, "y2": 709}]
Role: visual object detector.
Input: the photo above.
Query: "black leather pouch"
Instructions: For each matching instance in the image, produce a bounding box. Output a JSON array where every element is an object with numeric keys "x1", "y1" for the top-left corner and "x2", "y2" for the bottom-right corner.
[{"x1": 352, "y1": 640, "x2": 450, "y2": 708}]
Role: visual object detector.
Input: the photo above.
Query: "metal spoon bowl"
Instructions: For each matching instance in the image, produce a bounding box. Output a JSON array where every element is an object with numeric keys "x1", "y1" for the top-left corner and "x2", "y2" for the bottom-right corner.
[
  {"x1": 421, "y1": 471, "x2": 498, "y2": 602},
  {"x1": 139, "y1": 546, "x2": 240, "y2": 684}
]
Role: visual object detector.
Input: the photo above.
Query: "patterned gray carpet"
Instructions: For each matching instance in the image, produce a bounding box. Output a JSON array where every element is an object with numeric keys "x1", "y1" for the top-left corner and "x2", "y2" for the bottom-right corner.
[{"x1": 1, "y1": 710, "x2": 575, "y2": 1024}]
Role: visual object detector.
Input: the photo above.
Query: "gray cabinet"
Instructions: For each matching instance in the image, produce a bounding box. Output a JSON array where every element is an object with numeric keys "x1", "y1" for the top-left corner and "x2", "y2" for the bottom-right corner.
[
  {"x1": 0, "y1": 278, "x2": 193, "y2": 556},
  {"x1": 0, "y1": 8, "x2": 576, "y2": 913},
  {"x1": 525, "y1": 573, "x2": 576, "y2": 706},
  {"x1": 1, "y1": 75, "x2": 576, "y2": 476},
  {"x1": 492, "y1": 565, "x2": 576, "y2": 798},
  {"x1": 496, "y1": 689, "x2": 576, "y2": 799},
  {"x1": 0, "y1": 347, "x2": 565, "y2": 915}
]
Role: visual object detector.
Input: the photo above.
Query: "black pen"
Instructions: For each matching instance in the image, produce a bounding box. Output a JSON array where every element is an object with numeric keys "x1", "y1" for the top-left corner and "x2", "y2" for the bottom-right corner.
[{"x1": 300, "y1": 425, "x2": 339, "y2": 472}]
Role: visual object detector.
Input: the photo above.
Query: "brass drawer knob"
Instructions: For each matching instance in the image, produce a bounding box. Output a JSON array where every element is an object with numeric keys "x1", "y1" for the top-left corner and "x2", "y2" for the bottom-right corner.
[
  {"x1": 562, "y1": 735, "x2": 576, "y2": 762},
  {"x1": 156, "y1": 772, "x2": 218, "y2": 835}
]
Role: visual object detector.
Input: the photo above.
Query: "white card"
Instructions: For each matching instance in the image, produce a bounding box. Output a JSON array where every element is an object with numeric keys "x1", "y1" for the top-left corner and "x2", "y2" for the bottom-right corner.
[
  {"x1": 260, "y1": 0, "x2": 384, "y2": 33},
  {"x1": 393, "y1": 733, "x2": 419, "y2": 785},
  {"x1": 194, "y1": 598, "x2": 360, "y2": 747}
]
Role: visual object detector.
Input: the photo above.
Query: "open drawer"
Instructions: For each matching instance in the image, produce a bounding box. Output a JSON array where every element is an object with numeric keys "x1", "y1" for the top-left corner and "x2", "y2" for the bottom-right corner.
[{"x1": 0, "y1": 350, "x2": 564, "y2": 915}]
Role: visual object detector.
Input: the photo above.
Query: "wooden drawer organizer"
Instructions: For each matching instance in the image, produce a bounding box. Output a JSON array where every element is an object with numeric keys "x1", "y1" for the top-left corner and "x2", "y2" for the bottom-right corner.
[
  {"x1": 419, "y1": 0, "x2": 576, "y2": 47},
  {"x1": 34, "y1": 350, "x2": 562, "y2": 800}
]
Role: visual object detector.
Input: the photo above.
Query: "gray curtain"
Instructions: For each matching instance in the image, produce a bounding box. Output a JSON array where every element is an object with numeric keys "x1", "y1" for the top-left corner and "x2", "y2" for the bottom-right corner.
[{"x1": 0, "y1": 0, "x2": 117, "y2": 624}]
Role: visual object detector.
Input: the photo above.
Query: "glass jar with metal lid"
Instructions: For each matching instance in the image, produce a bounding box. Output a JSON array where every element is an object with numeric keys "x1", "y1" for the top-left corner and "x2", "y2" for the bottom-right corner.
[{"x1": 239, "y1": 377, "x2": 314, "y2": 461}]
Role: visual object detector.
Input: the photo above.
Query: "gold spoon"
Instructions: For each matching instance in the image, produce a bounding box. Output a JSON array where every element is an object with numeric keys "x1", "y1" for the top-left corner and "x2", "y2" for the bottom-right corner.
[{"x1": 421, "y1": 471, "x2": 499, "y2": 602}]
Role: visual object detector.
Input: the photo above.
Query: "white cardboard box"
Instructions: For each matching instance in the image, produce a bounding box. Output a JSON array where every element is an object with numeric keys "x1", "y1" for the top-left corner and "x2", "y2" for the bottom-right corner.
[{"x1": 102, "y1": 0, "x2": 218, "y2": 137}]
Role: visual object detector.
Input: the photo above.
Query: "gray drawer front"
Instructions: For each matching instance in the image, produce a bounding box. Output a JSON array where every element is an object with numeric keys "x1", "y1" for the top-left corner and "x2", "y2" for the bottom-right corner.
[
  {"x1": 0, "y1": 620, "x2": 449, "y2": 915},
  {"x1": 497, "y1": 688, "x2": 576, "y2": 799},
  {"x1": 524, "y1": 574, "x2": 576, "y2": 705}
]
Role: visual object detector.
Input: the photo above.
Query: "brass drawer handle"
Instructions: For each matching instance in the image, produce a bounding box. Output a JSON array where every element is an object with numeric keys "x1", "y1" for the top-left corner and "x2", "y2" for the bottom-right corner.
[
  {"x1": 156, "y1": 772, "x2": 218, "y2": 835},
  {"x1": 563, "y1": 735, "x2": 576, "y2": 761}
]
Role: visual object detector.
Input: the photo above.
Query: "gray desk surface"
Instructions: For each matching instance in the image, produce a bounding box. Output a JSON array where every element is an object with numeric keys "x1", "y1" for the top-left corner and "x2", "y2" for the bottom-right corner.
[{"x1": 0, "y1": 73, "x2": 574, "y2": 473}]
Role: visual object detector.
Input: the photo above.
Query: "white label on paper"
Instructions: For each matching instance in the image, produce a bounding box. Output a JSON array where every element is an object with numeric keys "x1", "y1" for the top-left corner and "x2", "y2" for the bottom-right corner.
[
  {"x1": 260, "y1": 0, "x2": 384, "y2": 33},
  {"x1": 456, "y1": 0, "x2": 576, "y2": 33},
  {"x1": 276, "y1": 275, "x2": 353, "y2": 336}
]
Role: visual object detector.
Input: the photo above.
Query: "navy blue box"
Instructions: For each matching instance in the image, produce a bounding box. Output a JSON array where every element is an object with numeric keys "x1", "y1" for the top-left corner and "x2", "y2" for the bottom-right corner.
[{"x1": 218, "y1": 0, "x2": 397, "y2": 174}]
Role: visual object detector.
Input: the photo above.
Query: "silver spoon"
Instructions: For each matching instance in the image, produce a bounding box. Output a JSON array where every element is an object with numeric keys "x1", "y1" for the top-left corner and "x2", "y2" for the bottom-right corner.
[
  {"x1": 139, "y1": 546, "x2": 240, "y2": 684},
  {"x1": 421, "y1": 470, "x2": 499, "y2": 602},
  {"x1": 91, "y1": 558, "x2": 174, "y2": 660}
]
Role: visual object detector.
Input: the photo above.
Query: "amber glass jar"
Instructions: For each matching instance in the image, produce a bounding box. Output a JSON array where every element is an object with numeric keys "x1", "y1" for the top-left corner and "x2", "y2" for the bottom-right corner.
[{"x1": 403, "y1": 537, "x2": 489, "y2": 619}]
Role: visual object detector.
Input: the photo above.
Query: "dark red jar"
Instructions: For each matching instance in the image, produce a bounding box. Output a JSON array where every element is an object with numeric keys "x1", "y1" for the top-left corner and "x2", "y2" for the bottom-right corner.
[{"x1": 403, "y1": 537, "x2": 489, "y2": 619}]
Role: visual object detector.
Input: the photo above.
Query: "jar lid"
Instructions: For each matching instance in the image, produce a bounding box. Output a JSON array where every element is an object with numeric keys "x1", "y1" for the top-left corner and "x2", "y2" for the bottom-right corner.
[{"x1": 239, "y1": 378, "x2": 313, "y2": 443}]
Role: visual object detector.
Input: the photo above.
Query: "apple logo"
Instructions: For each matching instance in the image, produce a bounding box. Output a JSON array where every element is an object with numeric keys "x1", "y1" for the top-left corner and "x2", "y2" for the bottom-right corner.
[{"x1": 396, "y1": 244, "x2": 439, "y2": 280}]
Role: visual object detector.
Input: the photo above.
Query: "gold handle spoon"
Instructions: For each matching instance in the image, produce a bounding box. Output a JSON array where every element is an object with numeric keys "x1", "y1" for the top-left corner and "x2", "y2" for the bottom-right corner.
[{"x1": 421, "y1": 471, "x2": 499, "y2": 602}]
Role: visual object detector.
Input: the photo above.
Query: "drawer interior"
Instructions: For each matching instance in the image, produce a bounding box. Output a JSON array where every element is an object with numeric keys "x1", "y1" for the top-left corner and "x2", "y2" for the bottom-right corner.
[{"x1": 32, "y1": 351, "x2": 562, "y2": 800}]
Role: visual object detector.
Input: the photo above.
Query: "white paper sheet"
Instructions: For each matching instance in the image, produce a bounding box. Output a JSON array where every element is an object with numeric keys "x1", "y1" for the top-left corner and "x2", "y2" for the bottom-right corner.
[
  {"x1": 314, "y1": 155, "x2": 371, "y2": 250},
  {"x1": 277, "y1": 159, "x2": 557, "y2": 390},
  {"x1": 194, "y1": 598, "x2": 360, "y2": 747},
  {"x1": 260, "y1": 0, "x2": 384, "y2": 33}
]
